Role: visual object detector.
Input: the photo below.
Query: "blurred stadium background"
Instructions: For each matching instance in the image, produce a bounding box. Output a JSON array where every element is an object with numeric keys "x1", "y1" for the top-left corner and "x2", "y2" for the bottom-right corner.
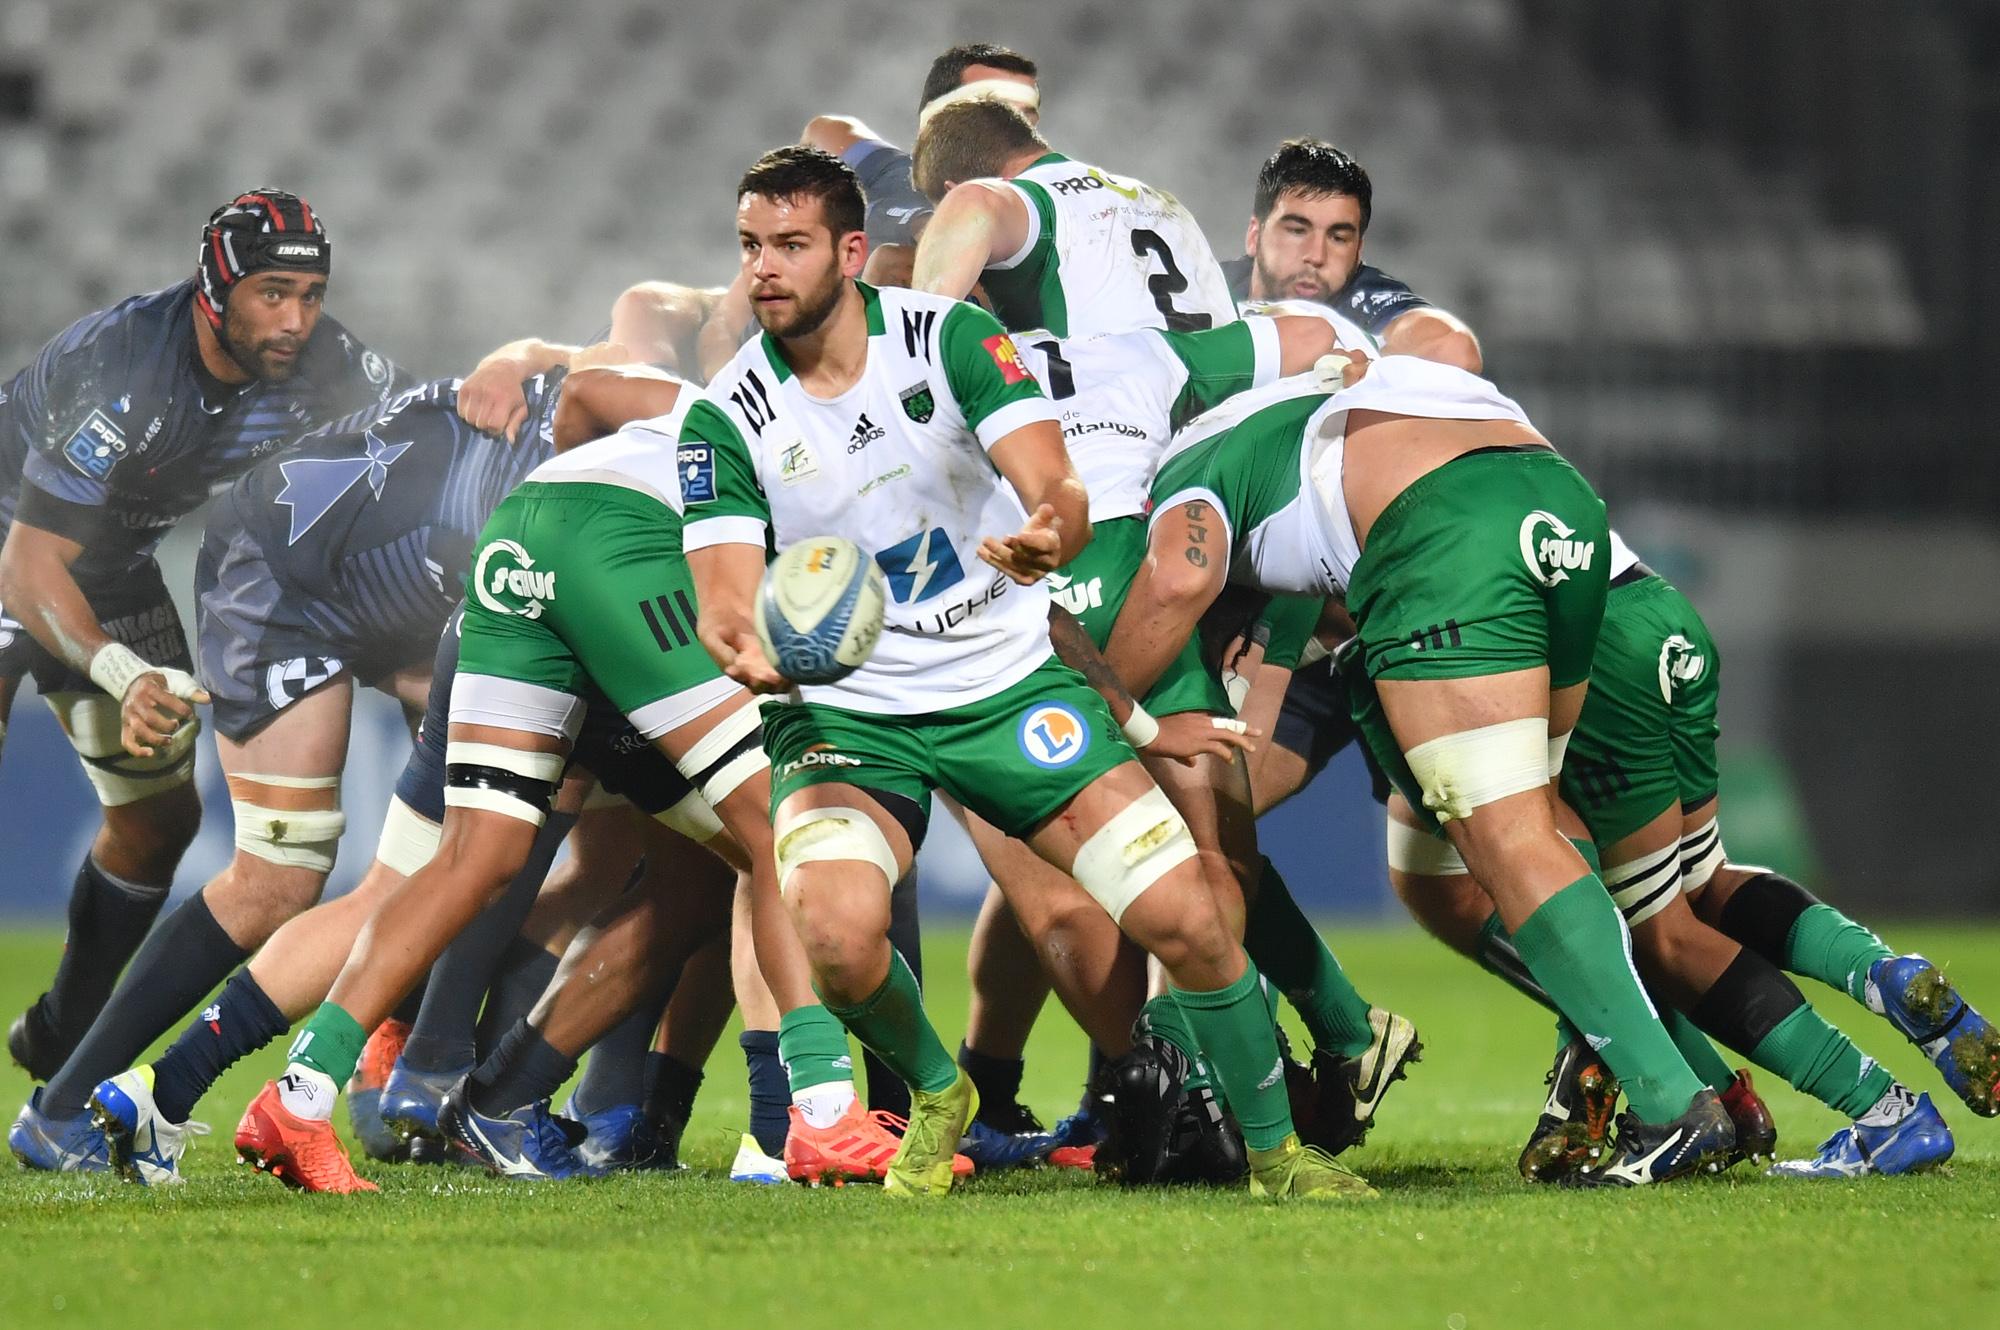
[{"x1": 0, "y1": 0, "x2": 1994, "y2": 921}]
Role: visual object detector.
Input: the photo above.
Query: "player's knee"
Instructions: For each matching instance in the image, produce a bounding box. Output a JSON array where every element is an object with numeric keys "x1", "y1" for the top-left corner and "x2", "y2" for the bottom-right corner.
[
  {"x1": 103, "y1": 782, "x2": 203, "y2": 871},
  {"x1": 1068, "y1": 786, "x2": 1199, "y2": 928},
  {"x1": 444, "y1": 740, "x2": 564, "y2": 828},
  {"x1": 49, "y1": 690, "x2": 201, "y2": 813},
  {"x1": 219, "y1": 849, "x2": 329, "y2": 920}
]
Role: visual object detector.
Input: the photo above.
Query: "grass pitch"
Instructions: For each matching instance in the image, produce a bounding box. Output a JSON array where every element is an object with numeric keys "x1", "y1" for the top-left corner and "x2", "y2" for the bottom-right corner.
[{"x1": 3, "y1": 923, "x2": 1996, "y2": 1330}]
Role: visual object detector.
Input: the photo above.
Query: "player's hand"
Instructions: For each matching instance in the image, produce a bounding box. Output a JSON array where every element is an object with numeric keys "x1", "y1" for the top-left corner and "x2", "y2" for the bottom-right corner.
[
  {"x1": 120, "y1": 669, "x2": 208, "y2": 759},
  {"x1": 716, "y1": 628, "x2": 793, "y2": 695},
  {"x1": 568, "y1": 340, "x2": 635, "y2": 373},
  {"x1": 978, "y1": 504, "x2": 1065, "y2": 584},
  {"x1": 1313, "y1": 348, "x2": 1371, "y2": 390},
  {"x1": 1147, "y1": 713, "x2": 1257, "y2": 767},
  {"x1": 457, "y1": 357, "x2": 534, "y2": 442}
]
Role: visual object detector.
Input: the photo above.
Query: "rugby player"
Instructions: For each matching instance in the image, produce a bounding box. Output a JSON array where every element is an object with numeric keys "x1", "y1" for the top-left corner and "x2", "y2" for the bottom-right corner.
[
  {"x1": 681, "y1": 146, "x2": 1364, "y2": 1199},
  {"x1": 1106, "y1": 353, "x2": 1740, "y2": 1184},
  {"x1": 1, "y1": 192, "x2": 409, "y2": 1094}
]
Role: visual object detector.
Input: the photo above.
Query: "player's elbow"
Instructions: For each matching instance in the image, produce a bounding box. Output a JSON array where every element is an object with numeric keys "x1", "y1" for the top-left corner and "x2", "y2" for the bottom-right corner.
[
  {"x1": 1386, "y1": 311, "x2": 1483, "y2": 374},
  {"x1": 1144, "y1": 549, "x2": 1220, "y2": 619},
  {"x1": 800, "y1": 115, "x2": 869, "y2": 156}
]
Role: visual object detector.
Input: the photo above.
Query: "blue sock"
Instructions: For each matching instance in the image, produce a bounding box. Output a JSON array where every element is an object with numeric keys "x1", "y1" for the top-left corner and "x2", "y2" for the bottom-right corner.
[
  {"x1": 740, "y1": 1029, "x2": 789, "y2": 1156},
  {"x1": 150, "y1": 970, "x2": 289, "y2": 1123}
]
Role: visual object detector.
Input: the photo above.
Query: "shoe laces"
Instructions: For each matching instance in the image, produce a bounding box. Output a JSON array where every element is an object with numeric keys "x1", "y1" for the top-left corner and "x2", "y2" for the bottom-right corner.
[{"x1": 526, "y1": 1103, "x2": 578, "y2": 1163}]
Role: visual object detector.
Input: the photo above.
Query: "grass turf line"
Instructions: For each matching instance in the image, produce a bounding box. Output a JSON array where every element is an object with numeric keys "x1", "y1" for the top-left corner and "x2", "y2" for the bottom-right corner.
[{"x1": 2, "y1": 924, "x2": 1997, "y2": 1330}]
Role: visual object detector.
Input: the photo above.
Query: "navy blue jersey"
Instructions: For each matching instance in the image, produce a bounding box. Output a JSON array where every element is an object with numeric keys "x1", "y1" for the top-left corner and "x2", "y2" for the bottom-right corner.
[
  {"x1": 229, "y1": 371, "x2": 562, "y2": 644},
  {"x1": 845, "y1": 140, "x2": 932, "y2": 248},
  {"x1": 0, "y1": 279, "x2": 408, "y2": 584},
  {"x1": 1221, "y1": 257, "x2": 1431, "y2": 338}
]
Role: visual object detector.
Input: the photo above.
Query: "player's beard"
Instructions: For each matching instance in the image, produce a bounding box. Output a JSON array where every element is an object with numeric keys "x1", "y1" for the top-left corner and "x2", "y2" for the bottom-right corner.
[
  {"x1": 757, "y1": 267, "x2": 844, "y2": 341},
  {"x1": 219, "y1": 295, "x2": 306, "y2": 381},
  {"x1": 1253, "y1": 248, "x2": 1334, "y2": 305}
]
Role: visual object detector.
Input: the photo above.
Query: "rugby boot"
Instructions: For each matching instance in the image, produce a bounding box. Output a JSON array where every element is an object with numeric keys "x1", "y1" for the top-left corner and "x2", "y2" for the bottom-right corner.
[
  {"x1": 1719, "y1": 1068, "x2": 1778, "y2": 1166},
  {"x1": 1247, "y1": 1133, "x2": 1377, "y2": 1200},
  {"x1": 1867, "y1": 955, "x2": 2000, "y2": 1116},
  {"x1": 1768, "y1": 1092, "x2": 1953, "y2": 1179},
  {"x1": 1298, "y1": 1008, "x2": 1422, "y2": 1156},
  {"x1": 91, "y1": 1066, "x2": 208, "y2": 1185},
  {"x1": 959, "y1": 1118, "x2": 1059, "y2": 1170},
  {"x1": 1563, "y1": 1088, "x2": 1736, "y2": 1188},
  {"x1": 436, "y1": 1081, "x2": 595, "y2": 1180},
  {"x1": 9, "y1": 1089, "x2": 109, "y2": 1173},
  {"x1": 729, "y1": 1132, "x2": 788, "y2": 1184},
  {"x1": 1157, "y1": 1084, "x2": 1248, "y2": 1186},
  {"x1": 562, "y1": 1095, "x2": 647, "y2": 1171},
  {"x1": 1093, "y1": 1034, "x2": 1188, "y2": 1184},
  {"x1": 1046, "y1": 1103, "x2": 1104, "y2": 1170},
  {"x1": 884, "y1": 1071, "x2": 978, "y2": 1198},
  {"x1": 234, "y1": 1080, "x2": 377, "y2": 1193},
  {"x1": 346, "y1": 1019, "x2": 410, "y2": 1163},
  {"x1": 1518, "y1": 1038, "x2": 1619, "y2": 1182},
  {"x1": 8, "y1": 1002, "x2": 63, "y2": 1083},
  {"x1": 380, "y1": 1057, "x2": 470, "y2": 1163},
  {"x1": 782, "y1": 1099, "x2": 904, "y2": 1184}
]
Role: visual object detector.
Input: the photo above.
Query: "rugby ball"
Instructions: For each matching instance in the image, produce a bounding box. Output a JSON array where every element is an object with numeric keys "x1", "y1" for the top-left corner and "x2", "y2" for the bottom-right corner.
[{"x1": 755, "y1": 536, "x2": 887, "y2": 684}]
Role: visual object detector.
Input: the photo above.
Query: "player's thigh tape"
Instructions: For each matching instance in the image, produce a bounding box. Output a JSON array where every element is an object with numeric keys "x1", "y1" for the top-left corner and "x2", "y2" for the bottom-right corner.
[
  {"x1": 773, "y1": 807, "x2": 899, "y2": 895},
  {"x1": 231, "y1": 774, "x2": 344, "y2": 873},
  {"x1": 1403, "y1": 717, "x2": 1549, "y2": 823},
  {"x1": 1547, "y1": 728, "x2": 1572, "y2": 779},
  {"x1": 673, "y1": 701, "x2": 768, "y2": 808},
  {"x1": 1679, "y1": 815, "x2": 1729, "y2": 894},
  {"x1": 448, "y1": 674, "x2": 586, "y2": 740},
  {"x1": 43, "y1": 690, "x2": 198, "y2": 806},
  {"x1": 657, "y1": 790, "x2": 723, "y2": 843},
  {"x1": 1069, "y1": 786, "x2": 1197, "y2": 925},
  {"x1": 444, "y1": 741, "x2": 566, "y2": 826},
  {"x1": 1385, "y1": 812, "x2": 1469, "y2": 877},
  {"x1": 375, "y1": 794, "x2": 443, "y2": 876},
  {"x1": 1603, "y1": 841, "x2": 1684, "y2": 926}
]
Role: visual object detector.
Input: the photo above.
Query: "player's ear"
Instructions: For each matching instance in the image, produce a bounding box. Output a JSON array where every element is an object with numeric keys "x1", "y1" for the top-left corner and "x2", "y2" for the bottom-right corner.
[
  {"x1": 841, "y1": 229, "x2": 869, "y2": 279},
  {"x1": 1244, "y1": 216, "x2": 1260, "y2": 257}
]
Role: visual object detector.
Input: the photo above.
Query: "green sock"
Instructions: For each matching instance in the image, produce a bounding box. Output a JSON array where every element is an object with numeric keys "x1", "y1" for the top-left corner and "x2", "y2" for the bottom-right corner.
[
  {"x1": 1662, "y1": 1007, "x2": 1736, "y2": 1095},
  {"x1": 1787, "y1": 904, "x2": 1895, "y2": 1005},
  {"x1": 1749, "y1": 1003, "x2": 1895, "y2": 1118},
  {"x1": 776, "y1": 1003, "x2": 854, "y2": 1094},
  {"x1": 287, "y1": 1002, "x2": 368, "y2": 1085},
  {"x1": 821, "y1": 950, "x2": 957, "y2": 1096},
  {"x1": 1170, "y1": 963, "x2": 1292, "y2": 1152},
  {"x1": 1243, "y1": 857, "x2": 1376, "y2": 1058},
  {"x1": 1510, "y1": 876, "x2": 1706, "y2": 1123},
  {"x1": 1139, "y1": 993, "x2": 1213, "y2": 1094}
]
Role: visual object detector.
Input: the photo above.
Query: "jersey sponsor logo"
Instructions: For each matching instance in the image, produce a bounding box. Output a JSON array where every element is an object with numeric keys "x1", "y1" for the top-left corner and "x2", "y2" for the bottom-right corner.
[
  {"x1": 473, "y1": 538, "x2": 555, "y2": 619},
  {"x1": 857, "y1": 464, "x2": 911, "y2": 497},
  {"x1": 874, "y1": 527, "x2": 965, "y2": 604},
  {"x1": 846, "y1": 413, "x2": 885, "y2": 453},
  {"x1": 1046, "y1": 570, "x2": 1103, "y2": 614},
  {"x1": 63, "y1": 408, "x2": 128, "y2": 480},
  {"x1": 1017, "y1": 700, "x2": 1090, "y2": 769},
  {"x1": 1657, "y1": 634, "x2": 1706, "y2": 701},
  {"x1": 898, "y1": 571, "x2": 1010, "y2": 635},
  {"x1": 777, "y1": 742, "x2": 863, "y2": 781},
  {"x1": 898, "y1": 381, "x2": 935, "y2": 423},
  {"x1": 678, "y1": 443, "x2": 717, "y2": 502},
  {"x1": 982, "y1": 334, "x2": 1030, "y2": 384},
  {"x1": 778, "y1": 437, "x2": 820, "y2": 485},
  {"x1": 275, "y1": 429, "x2": 413, "y2": 544},
  {"x1": 264, "y1": 655, "x2": 345, "y2": 711},
  {"x1": 1519, "y1": 510, "x2": 1595, "y2": 587}
]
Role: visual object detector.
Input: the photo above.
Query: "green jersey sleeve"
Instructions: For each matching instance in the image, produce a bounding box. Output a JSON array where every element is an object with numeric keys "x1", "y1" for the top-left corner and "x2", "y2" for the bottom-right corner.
[
  {"x1": 1157, "y1": 316, "x2": 1282, "y2": 431},
  {"x1": 976, "y1": 179, "x2": 1062, "y2": 334},
  {"x1": 675, "y1": 397, "x2": 771, "y2": 552},
  {"x1": 938, "y1": 301, "x2": 1059, "y2": 450}
]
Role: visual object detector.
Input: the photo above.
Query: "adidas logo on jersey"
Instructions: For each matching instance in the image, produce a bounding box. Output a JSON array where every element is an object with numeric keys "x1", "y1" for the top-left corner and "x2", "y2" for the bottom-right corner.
[{"x1": 846, "y1": 413, "x2": 886, "y2": 453}]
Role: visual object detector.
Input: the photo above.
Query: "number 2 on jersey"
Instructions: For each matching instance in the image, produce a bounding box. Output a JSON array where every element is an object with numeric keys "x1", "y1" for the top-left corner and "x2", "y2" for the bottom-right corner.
[{"x1": 1130, "y1": 228, "x2": 1212, "y2": 332}]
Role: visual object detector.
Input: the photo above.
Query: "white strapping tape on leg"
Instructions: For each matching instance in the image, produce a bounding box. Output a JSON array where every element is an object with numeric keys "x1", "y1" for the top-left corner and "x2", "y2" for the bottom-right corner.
[
  {"x1": 44, "y1": 690, "x2": 197, "y2": 806},
  {"x1": 1678, "y1": 815, "x2": 1729, "y2": 895},
  {"x1": 657, "y1": 790, "x2": 723, "y2": 843},
  {"x1": 1403, "y1": 717, "x2": 1550, "y2": 823},
  {"x1": 234, "y1": 799, "x2": 346, "y2": 873},
  {"x1": 678, "y1": 702, "x2": 768, "y2": 806},
  {"x1": 1604, "y1": 841, "x2": 1684, "y2": 926},
  {"x1": 444, "y1": 742, "x2": 566, "y2": 783},
  {"x1": 1384, "y1": 813, "x2": 1468, "y2": 877},
  {"x1": 1069, "y1": 786, "x2": 1197, "y2": 925},
  {"x1": 773, "y1": 807, "x2": 899, "y2": 895},
  {"x1": 1546, "y1": 728, "x2": 1572, "y2": 779},
  {"x1": 374, "y1": 796, "x2": 443, "y2": 876}
]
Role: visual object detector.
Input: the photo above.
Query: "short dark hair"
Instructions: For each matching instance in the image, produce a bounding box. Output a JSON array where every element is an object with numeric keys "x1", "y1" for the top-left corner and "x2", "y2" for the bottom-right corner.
[
  {"x1": 1252, "y1": 139, "x2": 1373, "y2": 233},
  {"x1": 920, "y1": 42, "x2": 1038, "y2": 111},
  {"x1": 910, "y1": 98, "x2": 1049, "y2": 203},
  {"x1": 736, "y1": 145, "x2": 866, "y2": 239}
]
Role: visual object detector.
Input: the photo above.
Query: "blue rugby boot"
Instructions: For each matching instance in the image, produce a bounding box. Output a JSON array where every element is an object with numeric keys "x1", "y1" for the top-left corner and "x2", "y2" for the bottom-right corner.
[
  {"x1": 380, "y1": 1057, "x2": 470, "y2": 1163},
  {"x1": 90, "y1": 1067, "x2": 208, "y2": 1185},
  {"x1": 1562, "y1": 1088, "x2": 1737, "y2": 1188},
  {"x1": 1867, "y1": 955, "x2": 2000, "y2": 1117},
  {"x1": 959, "y1": 1118, "x2": 1059, "y2": 1170},
  {"x1": 346, "y1": 1019, "x2": 409, "y2": 1163},
  {"x1": 437, "y1": 1080, "x2": 595, "y2": 1180},
  {"x1": 10, "y1": 1089, "x2": 109, "y2": 1174},
  {"x1": 1769, "y1": 1091, "x2": 1953, "y2": 1179},
  {"x1": 562, "y1": 1095, "x2": 645, "y2": 1171}
]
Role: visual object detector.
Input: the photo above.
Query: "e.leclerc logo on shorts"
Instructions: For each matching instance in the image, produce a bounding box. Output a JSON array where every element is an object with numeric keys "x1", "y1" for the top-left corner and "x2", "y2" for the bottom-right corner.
[
  {"x1": 1017, "y1": 701, "x2": 1090, "y2": 769},
  {"x1": 473, "y1": 538, "x2": 555, "y2": 619}
]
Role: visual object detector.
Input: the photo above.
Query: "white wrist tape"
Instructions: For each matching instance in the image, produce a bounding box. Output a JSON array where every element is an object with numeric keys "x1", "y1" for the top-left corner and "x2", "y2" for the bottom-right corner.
[
  {"x1": 88, "y1": 642, "x2": 152, "y2": 699},
  {"x1": 1120, "y1": 701, "x2": 1160, "y2": 749}
]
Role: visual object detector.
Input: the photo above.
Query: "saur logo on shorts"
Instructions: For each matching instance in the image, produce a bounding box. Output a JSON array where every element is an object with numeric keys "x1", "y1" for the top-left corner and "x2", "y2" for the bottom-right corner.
[
  {"x1": 473, "y1": 538, "x2": 556, "y2": 619},
  {"x1": 1518, "y1": 510, "x2": 1596, "y2": 588},
  {"x1": 1658, "y1": 634, "x2": 1706, "y2": 701},
  {"x1": 1018, "y1": 701, "x2": 1090, "y2": 769}
]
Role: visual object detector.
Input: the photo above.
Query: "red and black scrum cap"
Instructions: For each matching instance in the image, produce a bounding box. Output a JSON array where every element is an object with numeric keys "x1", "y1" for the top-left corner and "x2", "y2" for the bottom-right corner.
[{"x1": 195, "y1": 188, "x2": 331, "y2": 327}]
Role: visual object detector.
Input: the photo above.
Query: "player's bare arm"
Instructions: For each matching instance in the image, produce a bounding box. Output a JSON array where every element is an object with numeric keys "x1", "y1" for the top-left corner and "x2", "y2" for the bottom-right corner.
[
  {"x1": 979, "y1": 419, "x2": 1088, "y2": 582},
  {"x1": 458, "y1": 336, "x2": 580, "y2": 441},
  {"x1": 1103, "y1": 499, "x2": 1227, "y2": 700},
  {"x1": 610, "y1": 280, "x2": 730, "y2": 375},
  {"x1": 550, "y1": 360, "x2": 681, "y2": 451},
  {"x1": 695, "y1": 272, "x2": 756, "y2": 383},
  {"x1": 687, "y1": 542, "x2": 790, "y2": 694},
  {"x1": 1379, "y1": 307, "x2": 1482, "y2": 373},
  {"x1": 1050, "y1": 605, "x2": 1252, "y2": 767},
  {"x1": 911, "y1": 182, "x2": 1028, "y2": 301}
]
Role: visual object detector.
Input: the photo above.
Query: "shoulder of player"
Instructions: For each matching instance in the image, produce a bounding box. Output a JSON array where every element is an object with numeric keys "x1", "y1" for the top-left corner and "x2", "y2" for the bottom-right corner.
[{"x1": 33, "y1": 283, "x2": 181, "y2": 379}]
